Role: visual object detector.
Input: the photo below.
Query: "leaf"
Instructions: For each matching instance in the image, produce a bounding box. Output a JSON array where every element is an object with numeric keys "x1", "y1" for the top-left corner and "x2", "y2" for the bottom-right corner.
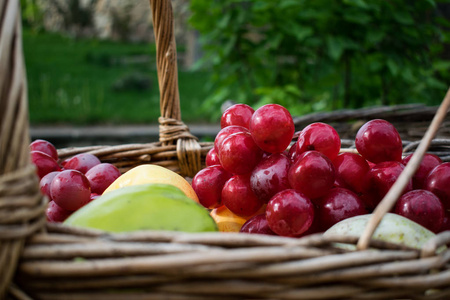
[
  {"x1": 327, "y1": 36, "x2": 344, "y2": 61},
  {"x1": 387, "y1": 59, "x2": 399, "y2": 76},
  {"x1": 393, "y1": 11, "x2": 414, "y2": 25}
]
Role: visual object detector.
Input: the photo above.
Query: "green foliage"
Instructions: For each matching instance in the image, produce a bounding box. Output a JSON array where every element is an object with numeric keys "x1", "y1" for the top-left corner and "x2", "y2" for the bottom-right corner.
[
  {"x1": 189, "y1": 0, "x2": 450, "y2": 120},
  {"x1": 24, "y1": 29, "x2": 211, "y2": 125}
]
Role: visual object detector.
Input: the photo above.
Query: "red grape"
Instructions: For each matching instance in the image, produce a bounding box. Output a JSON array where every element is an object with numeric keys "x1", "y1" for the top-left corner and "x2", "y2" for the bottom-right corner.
[
  {"x1": 221, "y1": 103, "x2": 254, "y2": 129},
  {"x1": 85, "y1": 163, "x2": 121, "y2": 195},
  {"x1": 439, "y1": 210, "x2": 450, "y2": 233},
  {"x1": 240, "y1": 214, "x2": 277, "y2": 235},
  {"x1": 361, "y1": 161, "x2": 413, "y2": 211},
  {"x1": 296, "y1": 122, "x2": 341, "y2": 160},
  {"x1": 355, "y1": 119, "x2": 403, "y2": 163},
  {"x1": 39, "y1": 171, "x2": 59, "y2": 201},
  {"x1": 250, "y1": 104, "x2": 295, "y2": 153},
  {"x1": 394, "y1": 189, "x2": 445, "y2": 233},
  {"x1": 191, "y1": 165, "x2": 232, "y2": 209},
  {"x1": 62, "y1": 153, "x2": 101, "y2": 174},
  {"x1": 46, "y1": 200, "x2": 72, "y2": 223},
  {"x1": 218, "y1": 131, "x2": 263, "y2": 175},
  {"x1": 288, "y1": 150, "x2": 335, "y2": 200},
  {"x1": 214, "y1": 125, "x2": 249, "y2": 155},
  {"x1": 30, "y1": 139, "x2": 58, "y2": 161},
  {"x1": 31, "y1": 150, "x2": 61, "y2": 179},
  {"x1": 425, "y1": 162, "x2": 450, "y2": 209},
  {"x1": 266, "y1": 189, "x2": 314, "y2": 237},
  {"x1": 332, "y1": 152, "x2": 370, "y2": 194},
  {"x1": 205, "y1": 147, "x2": 221, "y2": 166},
  {"x1": 222, "y1": 174, "x2": 264, "y2": 217},
  {"x1": 250, "y1": 152, "x2": 291, "y2": 203},
  {"x1": 51, "y1": 169, "x2": 91, "y2": 211},
  {"x1": 315, "y1": 187, "x2": 368, "y2": 231},
  {"x1": 402, "y1": 153, "x2": 442, "y2": 190}
]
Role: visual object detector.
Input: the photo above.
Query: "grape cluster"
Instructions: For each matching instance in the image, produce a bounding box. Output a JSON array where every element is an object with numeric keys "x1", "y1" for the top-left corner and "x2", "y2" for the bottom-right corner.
[
  {"x1": 30, "y1": 139, "x2": 121, "y2": 223},
  {"x1": 193, "y1": 103, "x2": 450, "y2": 237}
]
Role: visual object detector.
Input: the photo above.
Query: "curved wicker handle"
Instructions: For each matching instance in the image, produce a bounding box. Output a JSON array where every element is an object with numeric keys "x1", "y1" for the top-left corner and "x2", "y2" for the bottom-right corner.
[
  {"x1": 149, "y1": 0, "x2": 202, "y2": 177},
  {"x1": 0, "y1": 0, "x2": 47, "y2": 298}
]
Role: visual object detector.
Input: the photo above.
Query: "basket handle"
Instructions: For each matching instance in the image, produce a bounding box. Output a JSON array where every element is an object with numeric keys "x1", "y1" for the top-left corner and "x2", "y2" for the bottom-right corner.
[
  {"x1": 0, "y1": 0, "x2": 47, "y2": 298},
  {"x1": 149, "y1": 0, "x2": 202, "y2": 177},
  {"x1": 357, "y1": 87, "x2": 450, "y2": 250}
]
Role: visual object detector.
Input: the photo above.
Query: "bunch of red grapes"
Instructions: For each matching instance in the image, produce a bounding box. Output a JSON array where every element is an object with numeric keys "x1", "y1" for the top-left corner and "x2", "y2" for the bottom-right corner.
[
  {"x1": 30, "y1": 140, "x2": 121, "y2": 223},
  {"x1": 192, "y1": 103, "x2": 450, "y2": 237}
]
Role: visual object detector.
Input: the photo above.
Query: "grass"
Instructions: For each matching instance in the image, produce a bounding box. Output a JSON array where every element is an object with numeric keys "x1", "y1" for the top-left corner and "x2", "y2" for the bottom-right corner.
[{"x1": 23, "y1": 28, "x2": 213, "y2": 125}]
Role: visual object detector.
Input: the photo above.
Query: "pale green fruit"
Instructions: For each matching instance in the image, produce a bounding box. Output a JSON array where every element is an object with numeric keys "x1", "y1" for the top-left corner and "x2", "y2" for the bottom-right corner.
[
  {"x1": 324, "y1": 213, "x2": 436, "y2": 250},
  {"x1": 64, "y1": 183, "x2": 218, "y2": 233}
]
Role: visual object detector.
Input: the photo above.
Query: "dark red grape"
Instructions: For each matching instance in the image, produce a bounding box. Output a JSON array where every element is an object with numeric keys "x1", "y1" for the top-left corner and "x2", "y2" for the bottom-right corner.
[
  {"x1": 394, "y1": 189, "x2": 445, "y2": 233},
  {"x1": 191, "y1": 165, "x2": 232, "y2": 209},
  {"x1": 221, "y1": 103, "x2": 254, "y2": 129},
  {"x1": 250, "y1": 152, "x2": 291, "y2": 203},
  {"x1": 46, "y1": 200, "x2": 72, "y2": 223},
  {"x1": 214, "y1": 125, "x2": 249, "y2": 154},
  {"x1": 402, "y1": 153, "x2": 442, "y2": 190},
  {"x1": 266, "y1": 189, "x2": 314, "y2": 237},
  {"x1": 332, "y1": 152, "x2": 370, "y2": 194},
  {"x1": 218, "y1": 131, "x2": 263, "y2": 175},
  {"x1": 39, "y1": 171, "x2": 60, "y2": 201},
  {"x1": 288, "y1": 150, "x2": 335, "y2": 200},
  {"x1": 355, "y1": 119, "x2": 403, "y2": 163},
  {"x1": 240, "y1": 214, "x2": 277, "y2": 235},
  {"x1": 296, "y1": 122, "x2": 341, "y2": 160},
  {"x1": 250, "y1": 104, "x2": 295, "y2": 153},
  {"x1": 30, "y1": 139, "x2": 58, "y2": 161},
  {"x1": 62, "y1": 153, "x2": 101, "y2": 174},
  {"x1": 425, "y1": 162, "x2": 450, "y2": 209},
  {"x1": 85, "y1": 163, "x2": 121, "y2": 195},
  {"x1": 31, "y1": 150, "x2": 61, "y2": 179},
  {"x1": 222, "y1": 174, "x2": 264, "y2": 217},
  {"x1": 361, "y1": 161, "x2": 413, "y2": 211},
  {"x1": 51, "y1": 170, "x2": 91, "y2": 211},
  {"x1": 206, "y1": 147, "x2": 221, "y2": 166},
  {"x1": 315, "y1": 187, "x2": 368, "y2": 231}
]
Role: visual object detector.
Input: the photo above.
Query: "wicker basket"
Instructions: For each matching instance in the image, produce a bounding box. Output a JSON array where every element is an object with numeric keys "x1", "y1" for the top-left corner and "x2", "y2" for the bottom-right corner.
[{"x1": 2, "y1": 0, "x2": 450, "y2": 299}]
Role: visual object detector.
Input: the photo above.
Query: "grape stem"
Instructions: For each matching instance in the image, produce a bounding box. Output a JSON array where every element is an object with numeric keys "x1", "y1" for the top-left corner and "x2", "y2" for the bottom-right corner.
[{"x1": 357, "y1": 87, "x2": 450, "y2": 251}]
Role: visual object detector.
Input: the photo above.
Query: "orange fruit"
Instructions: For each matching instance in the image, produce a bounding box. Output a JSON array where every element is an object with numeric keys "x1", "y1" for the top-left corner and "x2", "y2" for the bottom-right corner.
[
  {"x1": 103, "y1": 164, "x2": 199, "y2": 203},
  {"x1": 210, "y1": 205, "x2": 267, "y2": 232}
]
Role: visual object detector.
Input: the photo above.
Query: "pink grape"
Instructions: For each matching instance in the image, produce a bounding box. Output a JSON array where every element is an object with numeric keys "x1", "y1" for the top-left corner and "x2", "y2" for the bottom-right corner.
[
  {"x1": 394, "y1": 189, "x2": 445, "y2": 233},
  {"x1": 240, "y1": 214, "x2": 277, "y2": 235},
  {"x1": 31, "y1": 150, "x2": 61, "y2": 179},
  {"x1": 250, "y1": 104, "x2": 295, "y2": 153},
  {"x1": 205, "y1": 147, "x2": 221, "y2": 166},
  {"x1": 315, "y1": 187, "x2": 368, "y2": 231},
  {"x1": 218, "y1": 131, "x2": 263, "y2": 175},
  {"x1": 222, "y1": 174, "x2": 264, "y2": 217},
  {"x1": 62, "y1": 153, "x2": 101, "y2": 174},
  {"x1": 46, "y1": 201, "x2": 72, "y2": 223},
  {"x1": 250, "y1": 152, "x2": 291, "y2": 203},
  {"x1": 191, "y1": 165, "x2": 232, "y2": 209},
  {"x1": 361, "y1": 161, "x2": 412, "y2": 211},
  {"x1": 221, "y1": 103, "x2": 254, "y2": 129},
  {"x1": 85, "y1": 163, "x2": 121, "y2": 195},
  {"x1": 214, "y1": 125, "x2": 249, "y2": 155},
  {"x1": 288, "y1": 150, "x2": 335, "y2": 200},
  {"x1": 332, "y1": 152, "x2": 370, "y2": 194},
  {"x1": 51, "y1": 169, "x2": 91, "y2": 211},
  {"x1": 39, "y1": 171, "x2": 60, "y2": 201},
  {"x1": 402, "y1": 153, "x2": 442, "y2": 190},
  {"x1": 266, "y1": 189, "x2": 314, "y2": 237},
  {"x1": 425, "y1": 162, "x2": 450, "y2": 209},
  {"x1": 296, "y1": 122, "x2": 341, "y2": 161},
  {"x1": 30, "y1": 139, "x2": 58, "y2": 161},
  {"x1": 355, "y1": 119, "x2": 403, "y2": 163}
]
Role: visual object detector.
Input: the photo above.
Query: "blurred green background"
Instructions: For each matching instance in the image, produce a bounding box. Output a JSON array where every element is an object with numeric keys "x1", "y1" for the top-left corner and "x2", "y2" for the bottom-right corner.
[{"x1": 22, "y1": 0, "x2": 450, "y2": 126}]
